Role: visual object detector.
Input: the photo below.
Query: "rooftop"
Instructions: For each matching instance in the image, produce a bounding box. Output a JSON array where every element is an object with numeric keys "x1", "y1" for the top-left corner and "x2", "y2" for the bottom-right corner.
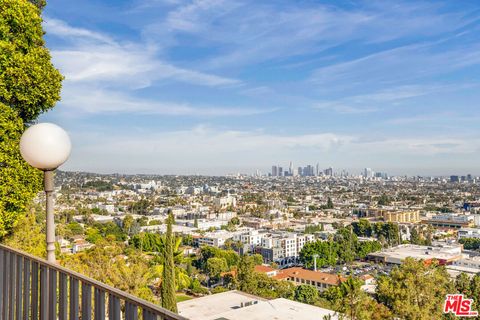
[
  {"x1": 368, "y1": 244, "x2": 463, "y2": 264},
  {"x1": 177, "y1": 291, "x2": 337, "y2": 320},
  {"x1": 177, "y1": 290, "x2": 266, "y2": 320},
  {"x1": 277, "y1": 267, "x2": 345, "y2": 285}
]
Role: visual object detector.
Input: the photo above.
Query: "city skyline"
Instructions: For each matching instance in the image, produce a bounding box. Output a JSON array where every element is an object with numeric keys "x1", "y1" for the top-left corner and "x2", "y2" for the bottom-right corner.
[{"x1": 39, "y1": 0, "x2": 480, "y2": 175}]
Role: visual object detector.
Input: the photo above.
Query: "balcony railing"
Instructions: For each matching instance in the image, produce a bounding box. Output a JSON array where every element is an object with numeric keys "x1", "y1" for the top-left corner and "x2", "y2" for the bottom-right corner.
[{"x1": 0, "y1": 244, "x2": 188, "y2": 320}]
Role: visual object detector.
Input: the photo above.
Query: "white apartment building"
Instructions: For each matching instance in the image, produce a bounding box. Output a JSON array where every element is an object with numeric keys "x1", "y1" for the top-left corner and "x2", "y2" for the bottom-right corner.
[
  {"x1": 195, "y1": 231, "x2": 233, "y2": 247},
  {"x1": 213, "y1": 195, "x2": 237, "y2": 209},
  {"x1": 458, "y1": 228, "x2": 480, "y2": 239},
  {"x1": 448, "y1": 255, "x2": 480, "y2": 276},
  {"x1": 97, "y1": 204, "x2": 115, "y2": 214},
  {"x1": 261, "y1": 232, "x2": 315, "y2": 264},
  {"x1": 185, "y1": 219, "x2": 228, "y2": 230},
  {"x1": 233, "y1": 230, "x2": 265, "y2": 246}
]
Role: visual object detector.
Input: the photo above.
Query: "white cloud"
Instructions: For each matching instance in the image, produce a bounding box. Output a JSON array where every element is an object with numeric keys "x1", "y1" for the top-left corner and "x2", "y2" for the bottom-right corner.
[
  {"x1": 44, "y1": 18, "x2": 254, "y2": 117},
  {"x1": 61, "y1": 124, "x2": 480, "y2": 174},
  {"x1": 44, "y1": 18, "x2": 115, "y2": 44},
  {"x1": 57, "y1": 84, "x2": 273, "y2": 116},
  {"x1": 52, "y1": 47, "x2": 240, "y2": 88},
  {"x1": 364, "y1": 138, "x2": 474, "y2": 154},
  {"x1": 45, "y1": 17, "x2": 241, "y2": 88},
  {"x1": 310, "y1": 42, "x2": 480, "y2": 92},
  {"x1": 143, "y1": 1, "x2": 477, "y2": 69},
  {"x1": 64, "y1": 126, "x2": 354, "y2": 173}
]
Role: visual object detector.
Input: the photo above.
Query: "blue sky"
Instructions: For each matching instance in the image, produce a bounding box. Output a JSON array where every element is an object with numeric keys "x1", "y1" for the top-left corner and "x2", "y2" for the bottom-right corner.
[{"x1": 40, "y1": 0, "x2": 480, "y2": 175}]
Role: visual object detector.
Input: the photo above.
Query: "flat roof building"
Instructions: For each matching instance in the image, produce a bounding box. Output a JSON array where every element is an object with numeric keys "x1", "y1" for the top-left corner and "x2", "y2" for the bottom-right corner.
[
  {"x1": 368, "y1": 244, "x2": 463, "y2": 265},
  {"x1": 177, "y1": 290, "x2": 337, "y2": 320}
]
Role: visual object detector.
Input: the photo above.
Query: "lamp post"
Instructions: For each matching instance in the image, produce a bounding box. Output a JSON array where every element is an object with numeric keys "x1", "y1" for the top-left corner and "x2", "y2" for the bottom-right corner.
[
  {"x1": 313, "y1": 254, "x2": 319, "y2": 272},
  {"x1": 20, "y1": 123, "x2": 71, "y2": 263}
]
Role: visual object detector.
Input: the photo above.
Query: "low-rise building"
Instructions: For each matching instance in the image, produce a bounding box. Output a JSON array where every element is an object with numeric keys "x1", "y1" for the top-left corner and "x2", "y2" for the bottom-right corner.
[
  {"x1": 457, "y1": 228, "x2": 480, "y2": 239},
  {"x1": 274, "y1": 267, "x2": 345, "y2": 292},
  {"x1": 367, "y1": 244, "x2": 463, "y2": 265},
  {"x1": 194, "y1": 231, "x2": 233, "y2": 247},
  {"x1": 177, "y1": 290, "x2": 337, "y2": 320},
  {"x1": 372, "y1": 210, "x2": 421, "y2": 223},
  {"x1": 447, "y1": 256, "x2": 480, "y2": 277},
  {"x1": 425, "y1": 213, "x2": 474, "y2": 229}
]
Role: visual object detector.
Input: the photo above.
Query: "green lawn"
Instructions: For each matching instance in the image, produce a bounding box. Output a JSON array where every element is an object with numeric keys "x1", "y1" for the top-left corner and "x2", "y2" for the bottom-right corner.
[{"x1": 176, "y1": 294, "x2": 193, "y2": 303}]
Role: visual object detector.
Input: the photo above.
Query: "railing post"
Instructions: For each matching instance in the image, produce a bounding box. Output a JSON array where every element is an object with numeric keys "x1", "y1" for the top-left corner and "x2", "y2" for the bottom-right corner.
[
  {"x1": 94, "y1": 288, "x2": 105, "y2": 320},
  {"x1": 82, "y1": 283, "x2": 92, "y2": 320},
  {"x1": 40, "y1": 265, "x2": 47, "y2": 320},
  {"x1": 126, "y1": 302, "x2": 138, "y2": 320},
  {"x1": 16, "y1": 255, "x2": 23, "y2": 320},
  {"x1": 109, "y1": 294, "x2": 120, "y2": 320},
  {"x1": 2, "y1": 250, "x2": 7, "y2": 320},
  {"x1": 23, "y1": 258, "x2": 30, "y2": 320},
  {"x1": 59, "y1": 273, "x2": 68, "y2": 320},
  {"x1": 70, "y1": 277, "x2": 79, "y2": 320},
  {"x1": 8, "y1": 251, "x2": 15, "y2": 320},
  {"x1": 31, "y1": 262, "x2": 39, "y2": 320},
  {"x1": 0, "y1": 248, "x2": 4, "y2": 318},
  {"x1": 48, "y1": 268, "x2": 57, "y2": 319}
]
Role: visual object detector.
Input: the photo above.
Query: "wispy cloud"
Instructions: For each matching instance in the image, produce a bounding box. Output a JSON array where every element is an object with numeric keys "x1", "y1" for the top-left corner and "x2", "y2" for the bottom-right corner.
[
  {"x1": 43, "y1": 17, "x2": 260, "y2": 117},
  {"x1": 310, "y1": 41, "x2": 480, "y2": 92},
  {"x1": 65, "y1": 125, "x2": 354, "y2": 173},
  {"x1": 142, "y1": 0, "x2": 479, "y2": 69},
  {"x1": 63, "y1": 125, "x2": 480, "y2": 174},
  {"x1": 57, "y1": 84, "x2": 274, "y2": 117},
  {"x1": 44, "y1": 17, "x2": 241, "y2": 88},
  {"x1": 356, "y1": 137, "x2": 479, "y2": 155},
  {"x1": 311, "y1": 84, "x2": 447, "y2": 114},
  {"x1": 44, "y1": 18, "x2": 115, "y2": 44},
  {"x1": 52, "y1": 47, "x2": 241, "y2": 88}
]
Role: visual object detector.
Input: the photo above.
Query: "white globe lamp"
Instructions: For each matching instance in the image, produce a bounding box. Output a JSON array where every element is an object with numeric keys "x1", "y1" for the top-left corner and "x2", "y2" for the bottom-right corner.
[
  {"x1": 20, "y1": 123, "x2": 71, "y2": 263},
  {"x1": 20, "y1": 123, "x2": 71, "y2": 170}
]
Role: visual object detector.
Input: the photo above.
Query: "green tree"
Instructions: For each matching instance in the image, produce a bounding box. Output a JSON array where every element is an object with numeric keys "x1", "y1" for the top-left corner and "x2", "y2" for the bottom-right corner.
[
  {"x1": 0, "y1": 0, "x2": 63, "y2": 239},
  {"x1": 3, "y1": 212, "x2": 45, "y2": 257},
  {"x1": 377, "y1": 258, "x2": 453, "y2": 320},
  {"x1": 294, "y1": 284, "x2": 319, "y2": 304},
  {"x1": 251, "y1": 253, "x2": 263, "y2": 265},
  {"x1": 455, "y1": 273, "x2": 471, "y2": 296},
  {"x1": 0, "y1": 104, "x2": 42, "y2": 238},
  {"x1": 237, "y1": 255, "x2": 257, "y2": 293},
  {"x1": 410, "y1": 226, "x2": 421, "y2": 244},
  {"x1": 459, "y1": 238, "x2": 480, "y2": 250},
  {"x1": 469, "y1": 274, "x2": 480, "y2": 315},
  {"x1": 351, "y1": 219, "x2": 372, "y2": 237},
  {"x1": 299, "y1": 240, "x2": 337, "y2": 269},
  {"x1": 326, "y1": 197, "x2": 334, "y2": 209},
  {"x1": 28, "y1": 0, "x2": 46, "y2": 9},
  {"x1": 322, "y1": 278, "x2": 392, "y2": 320},
  {"x1": 377, "y1": 194, "x2": 391, "y2": 206},
  {"x1": 66, "y1": 222, "x2": 84, "y2": 236},
  {"x1": 122, "y1": 214, "x2": 134, "y2": 235},
  {"x1": 206, "y1": 257, "x2": 228, "y2": 281},
  {"x1": 161, "y1": 213, "x2": 177, "y2": 313},
  {"x1": 1, "y1": 0, "x2": 63, "y2": 123},
  {"x1": 61, "y1": 241, "x2": 155, "y2": 302}
]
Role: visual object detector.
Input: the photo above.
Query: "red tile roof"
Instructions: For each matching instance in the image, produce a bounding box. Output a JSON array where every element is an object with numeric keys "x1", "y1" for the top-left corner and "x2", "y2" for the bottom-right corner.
[{"x1": 278, "y1": 267, "x2": 345, "y2": 286}]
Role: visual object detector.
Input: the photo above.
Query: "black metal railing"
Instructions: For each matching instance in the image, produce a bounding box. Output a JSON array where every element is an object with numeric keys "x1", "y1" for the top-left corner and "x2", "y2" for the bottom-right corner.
[{"x1": 0, "y1": 244, "x2": 188, "y2": 320}]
